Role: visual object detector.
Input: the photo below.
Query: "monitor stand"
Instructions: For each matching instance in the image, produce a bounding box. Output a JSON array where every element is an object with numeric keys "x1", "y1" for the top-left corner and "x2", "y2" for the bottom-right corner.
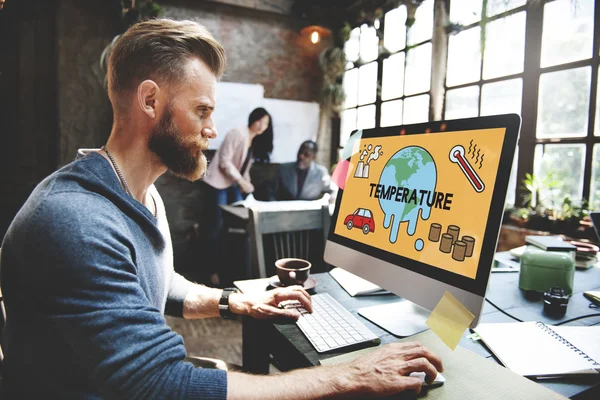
[{"x1": 357, "y1": 300, "x2": 430, "y2": 337}]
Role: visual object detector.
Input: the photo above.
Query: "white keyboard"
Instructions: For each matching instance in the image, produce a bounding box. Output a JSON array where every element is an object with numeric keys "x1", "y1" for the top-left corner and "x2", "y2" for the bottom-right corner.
[{"x1": 291, "y1": 293, "x2": 380, "y2": 353}]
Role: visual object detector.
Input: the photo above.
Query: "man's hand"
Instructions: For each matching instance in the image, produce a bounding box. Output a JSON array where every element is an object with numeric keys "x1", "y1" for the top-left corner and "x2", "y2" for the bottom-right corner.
[
  {"x1": 237, "y1": 178, "x2": 254, "y2": 194},
  {"x1": 342, "y1": 341, "x2": 444, "y2": 396},
  {"x1": 227, "y1": 340, "x2": 444, "y2": 399},
  {"x1": 229, "y1": 286, "x2": 312, "y2": 320}
]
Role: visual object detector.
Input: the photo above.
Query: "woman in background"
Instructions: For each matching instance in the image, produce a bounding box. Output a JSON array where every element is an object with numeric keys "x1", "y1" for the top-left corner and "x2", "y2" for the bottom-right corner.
[
  {"x1": 203, "y1": 107, "x2": 273, "y2": 284},
  {"x1": 204, "y1": 107, "x2": 272, "y2": 202}
]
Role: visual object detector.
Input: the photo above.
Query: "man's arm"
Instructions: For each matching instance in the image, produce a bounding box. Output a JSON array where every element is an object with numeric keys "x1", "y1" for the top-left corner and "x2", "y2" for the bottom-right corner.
[
  {"x1": 218, "y1": 129, "x2": 245, "y2": 182},
  {"x1": 182, "y1": 284, "x2": 313, "y2": 320},
  {"x1": 31, "y1": 194, "x2": 227, "y2": 399},
  {"x1": 227, "y1": 341, "x2": 444, "y2": 399}
]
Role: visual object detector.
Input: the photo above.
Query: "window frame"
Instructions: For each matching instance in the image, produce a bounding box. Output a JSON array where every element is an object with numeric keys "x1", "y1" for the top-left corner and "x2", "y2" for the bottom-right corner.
[
  {"x1": 516, "y1": 0, "x2": 600, "y2": 207},
  {"x1": 338, "y1": 3, "x2": 435, "y2": 153},
  {"x1": 335, "y1": 0, "x2": 600, "y2": 208},
  {"x1": 443, "y1": 3, "x2": 528, "y2": 207}
]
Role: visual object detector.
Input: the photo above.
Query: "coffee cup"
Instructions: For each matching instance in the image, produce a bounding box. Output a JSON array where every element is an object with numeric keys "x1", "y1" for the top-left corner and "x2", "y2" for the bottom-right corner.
[{"x1": 275, "y1": 258, "x2": 311, "y2": 286}]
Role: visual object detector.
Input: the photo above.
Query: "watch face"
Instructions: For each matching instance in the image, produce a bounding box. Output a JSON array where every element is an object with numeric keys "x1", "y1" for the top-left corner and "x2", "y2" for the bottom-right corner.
[{"x1": 219, "y1": 289, "x2": 238, "y2": 319}]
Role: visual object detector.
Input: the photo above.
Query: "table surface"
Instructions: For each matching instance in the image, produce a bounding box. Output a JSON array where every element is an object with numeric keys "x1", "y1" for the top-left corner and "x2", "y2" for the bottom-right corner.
[
  {"x1": 237, "y1": 267, "x2": 600, "y2": 399},
  {"x1": 220, "y1": 202, "x2": 335, "y2": 222}
]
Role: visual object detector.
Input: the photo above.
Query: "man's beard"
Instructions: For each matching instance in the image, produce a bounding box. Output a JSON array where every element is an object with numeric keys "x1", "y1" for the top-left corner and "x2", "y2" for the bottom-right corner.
[{"x1": 148, "y1": 108, "x2": 207, "y2": 181}]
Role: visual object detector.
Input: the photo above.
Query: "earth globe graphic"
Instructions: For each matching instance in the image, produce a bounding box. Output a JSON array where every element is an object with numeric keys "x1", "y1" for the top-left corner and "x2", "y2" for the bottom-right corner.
[{"x1": 378, "y1": 146, "x2": 437, "y2": 245}]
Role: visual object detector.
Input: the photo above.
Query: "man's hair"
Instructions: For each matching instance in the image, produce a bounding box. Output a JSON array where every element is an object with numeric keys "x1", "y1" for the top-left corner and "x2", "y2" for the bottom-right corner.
[
  {"x1": 107, "y1": 18, "x2": 226, "y2": 107},
  {"x1": 300, "y1": 140, "x2": 318, "y2": 153}
]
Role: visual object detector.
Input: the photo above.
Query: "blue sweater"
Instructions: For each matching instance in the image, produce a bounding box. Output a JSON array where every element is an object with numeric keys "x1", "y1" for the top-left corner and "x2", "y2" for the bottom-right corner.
[{"x1": 0, "y1": 151, "x2": 227, "y2": 399}]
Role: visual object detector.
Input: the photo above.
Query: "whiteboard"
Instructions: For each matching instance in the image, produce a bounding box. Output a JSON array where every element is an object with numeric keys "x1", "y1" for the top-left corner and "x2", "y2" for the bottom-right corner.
[
  {"x1": 211, "y1": 82, "x2": 320, "y2": 164},
  {"x1": 211, "y1": 82, "x2": 264, "y2": 149},
  {"x1": 261, "y1": 98, "x2": 320, "y2": 163}
]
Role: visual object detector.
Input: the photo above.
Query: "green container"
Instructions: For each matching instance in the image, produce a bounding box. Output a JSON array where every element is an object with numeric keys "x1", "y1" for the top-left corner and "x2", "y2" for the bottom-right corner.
[{"x1": 518, "y1": 246, "x2": 575, "y2": 295}]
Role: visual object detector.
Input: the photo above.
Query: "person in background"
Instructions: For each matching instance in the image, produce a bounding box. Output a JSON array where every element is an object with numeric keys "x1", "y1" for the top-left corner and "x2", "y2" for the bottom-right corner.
[
  {"x1": 1, "y1": 18, "x2": 443, "y2": 399},
  {"x1": 203, "y1": 107, "x2": 272, "y2": 284},
  {"x1": 204, "y1": 107, "x2": 273, "y2": 202},
  {"x1": 270, "y1": 140, "x2": 335, "y2": 201}
]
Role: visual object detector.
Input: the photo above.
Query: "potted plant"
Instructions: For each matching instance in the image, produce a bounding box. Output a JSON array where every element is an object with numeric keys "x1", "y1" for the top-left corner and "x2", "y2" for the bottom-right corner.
[{"x1": 504, "y1": 173, "x2": 595, "y2": 241}]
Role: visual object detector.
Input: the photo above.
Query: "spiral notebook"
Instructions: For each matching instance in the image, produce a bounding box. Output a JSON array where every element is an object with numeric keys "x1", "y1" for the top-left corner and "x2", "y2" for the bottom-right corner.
[{"x1": 474, "y1": 322, "x2": 600, "y2": 377}]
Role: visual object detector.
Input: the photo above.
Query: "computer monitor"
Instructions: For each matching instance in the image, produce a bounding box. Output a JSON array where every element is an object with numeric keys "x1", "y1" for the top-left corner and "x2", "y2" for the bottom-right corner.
[{"x1": 324, "y1": 114, "x2": 521, "y2": 335}]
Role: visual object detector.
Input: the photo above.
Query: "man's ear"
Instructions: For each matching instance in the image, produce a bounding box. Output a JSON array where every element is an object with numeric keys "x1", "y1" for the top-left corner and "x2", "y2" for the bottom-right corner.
[{"x1": 137, "y1": 80, "x2": 160, "y2": 119}]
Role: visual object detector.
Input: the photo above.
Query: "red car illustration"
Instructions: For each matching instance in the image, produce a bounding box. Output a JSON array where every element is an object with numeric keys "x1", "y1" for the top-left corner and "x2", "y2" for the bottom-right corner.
[{"x1": 344, "y1": 208, "x2": 375, "y2": 234}]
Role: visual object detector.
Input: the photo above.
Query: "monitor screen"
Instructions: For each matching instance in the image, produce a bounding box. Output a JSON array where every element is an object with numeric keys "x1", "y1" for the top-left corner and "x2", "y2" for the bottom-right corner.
[{"x1": 326, "y1": 115, "x2": 520, "y2": 314}]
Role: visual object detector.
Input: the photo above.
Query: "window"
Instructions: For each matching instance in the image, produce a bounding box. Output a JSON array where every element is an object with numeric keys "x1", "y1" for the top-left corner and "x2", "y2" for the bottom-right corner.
[
  {"x1": 591, "y1": 144, "x2": 600, "y2": 209},
  {"x1": 445, "y1": 2, "x2": 526, "y2": 207},
  {"x1": 340, "y1": 1, "x2": 434, "y2": 152},
  {"x1": 534, "y1": 144, "x2": 586, "y2": 208},
  {"x1": 532, "y1": 0, "x2": 598, "y2": 208},
  {"x1": 540, "y1": 0, "x2": 594, "y2": 68},
  {"x1": 537, "y1": 67, "x2": 591, "y2": 138},
  {"x1": 383, "y1": 1, "x2": 434, "y2": 128},
  {"x1": 358, "y1": 209, "x2": 366, "y2": 217},
  {"x1": 340, "y1": 26, "x2": 379, "y2": 151},
  {"x1": 338, "y1": 0, "x2": 599, "y2": 210}
]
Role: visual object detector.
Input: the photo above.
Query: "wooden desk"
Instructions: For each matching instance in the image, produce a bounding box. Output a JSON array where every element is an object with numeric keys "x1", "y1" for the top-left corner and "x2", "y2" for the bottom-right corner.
[{"x1": 237, "y1": 268, "x2": 600, "y2": 399}]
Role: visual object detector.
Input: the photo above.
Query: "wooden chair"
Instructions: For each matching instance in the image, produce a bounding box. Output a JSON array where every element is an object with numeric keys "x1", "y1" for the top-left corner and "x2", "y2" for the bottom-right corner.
[{"x1": 248, "y1": 205, "x2": 331, "y2": 278}]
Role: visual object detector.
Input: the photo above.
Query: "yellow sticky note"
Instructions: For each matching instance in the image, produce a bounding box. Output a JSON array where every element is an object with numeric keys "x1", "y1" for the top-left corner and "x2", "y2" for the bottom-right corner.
[{"x1": 425, "y1": 291, "x2": 475, "y2": 350}]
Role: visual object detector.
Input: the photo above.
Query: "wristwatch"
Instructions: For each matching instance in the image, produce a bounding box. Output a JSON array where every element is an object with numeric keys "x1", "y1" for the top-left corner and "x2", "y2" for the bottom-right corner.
[{"x1": 219, "y1": 288, "x2": 240, "y2": 319}]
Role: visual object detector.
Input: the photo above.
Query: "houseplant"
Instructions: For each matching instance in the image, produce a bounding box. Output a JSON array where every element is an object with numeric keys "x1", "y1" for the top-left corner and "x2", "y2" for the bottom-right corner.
[{"x1": 504, "y1": 173, "x2": 594, "y2": 241}]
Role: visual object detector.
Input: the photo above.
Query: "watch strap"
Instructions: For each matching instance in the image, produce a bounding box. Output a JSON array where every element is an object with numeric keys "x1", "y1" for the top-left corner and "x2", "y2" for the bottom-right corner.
[{"x1": 219, "y1": 288, "x2": 239, "y2": 319}]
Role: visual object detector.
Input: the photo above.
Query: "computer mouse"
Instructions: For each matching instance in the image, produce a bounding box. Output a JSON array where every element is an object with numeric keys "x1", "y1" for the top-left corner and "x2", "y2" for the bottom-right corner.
[{"x1": 409, "y1": 371, "x2": 446, "y2": 388}]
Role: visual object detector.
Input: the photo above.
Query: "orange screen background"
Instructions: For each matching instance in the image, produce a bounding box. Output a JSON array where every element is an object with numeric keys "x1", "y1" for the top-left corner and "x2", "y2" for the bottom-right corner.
[{"x1": 334, "y1": 128, "x2": 506, "y2": 279}]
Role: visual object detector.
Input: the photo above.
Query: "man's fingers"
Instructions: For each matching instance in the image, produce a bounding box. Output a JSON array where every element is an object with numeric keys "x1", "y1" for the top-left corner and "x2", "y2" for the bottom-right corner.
[
  {"x1": 288, "y1": 285, "x2": 311, "y2": 299},
  {"x1": 400, "y1": 357, "x2": 439, "y2": 384},
  {"x1": 271, "y1": 305, "x2": 301, "y2": 320},
  {"x1": 254, "y1": 304, "x2": 301, "y2": 320},
  {"x1": 390, "y1": 341, "x2": 423, "y2": 351},
  {"x1": 399, "y1": 345, "x2": 444, "y2": 373},
  {"x1": 399, "y1": 376, "x2": 423, "y2": 395},
  {"x1": 285, "y1": 286, "x2": 312, "y2": 311},
  {"x1": 273, "y1": 289, "x2": 312, "y2": 312}
]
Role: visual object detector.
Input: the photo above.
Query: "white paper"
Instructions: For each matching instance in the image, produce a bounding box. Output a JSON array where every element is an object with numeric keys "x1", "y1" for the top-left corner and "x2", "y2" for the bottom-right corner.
[
  {"x1": 474, "y1": 322, "x2": 600, "y2": 377},
  {"x1": 551, "y1": 326, "x2": 600, "y2": 365},
  {"x1": 329, "y1": 267, "x2": 389, "y2": 296},
  {"x1": 232, "y1": 193, "x2": 330, "y2": 212}
]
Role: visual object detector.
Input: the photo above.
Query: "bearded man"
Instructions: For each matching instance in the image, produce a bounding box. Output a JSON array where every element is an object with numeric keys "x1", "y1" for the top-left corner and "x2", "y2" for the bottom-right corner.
[{"x1": 0, "y1": 19, "x2": 442, "y2": 399}]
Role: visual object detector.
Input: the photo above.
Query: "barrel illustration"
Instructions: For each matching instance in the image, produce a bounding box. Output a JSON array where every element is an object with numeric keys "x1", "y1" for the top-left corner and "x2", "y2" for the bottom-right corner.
[
  {"x1": 440, "y1": 234, "x2": 454, "y2": 253},
  {"x1": 453, "y1": 241, "x2": 467, "y2": 261},
  {"x1": 429, "y1": 223, "x2": 442, "y2": 242},
  {"x1": 462, "y1": 236, "x2": 475, "y2": 257},
  {"x1": 447, "y1": 225, "x2": 460, "y2": 244}
]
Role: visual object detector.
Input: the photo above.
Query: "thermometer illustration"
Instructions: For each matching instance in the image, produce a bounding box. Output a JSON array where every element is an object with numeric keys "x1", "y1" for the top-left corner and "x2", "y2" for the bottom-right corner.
[{"x1": 449, "y1": 145, "x2": 485, "y2": 193}]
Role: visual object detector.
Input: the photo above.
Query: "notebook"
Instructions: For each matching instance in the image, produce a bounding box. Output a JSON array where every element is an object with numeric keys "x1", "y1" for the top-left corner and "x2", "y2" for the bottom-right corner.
[
  {"x1": 329, "y1": 267, "x2": 391, "y2": 296},
  {"x1": 525, "y1": 236, "x2": 577, "y2": 252},
  {"x1": 508, "y1": 245, "x2": 598, "y2": 269},
  {"x1": 474, "y1": 322, "x2": 600, "y2": 377}
]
